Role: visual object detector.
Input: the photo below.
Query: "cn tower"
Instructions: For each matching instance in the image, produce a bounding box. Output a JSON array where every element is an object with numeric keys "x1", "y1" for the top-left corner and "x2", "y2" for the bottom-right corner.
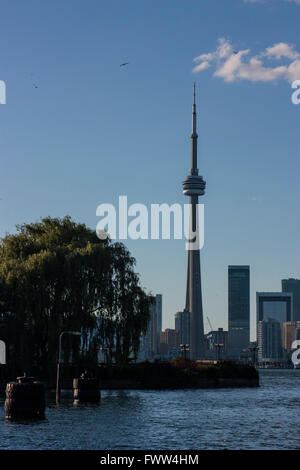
[{"x1": 182, "y1": 83, "x2": 206, "y2": 360}]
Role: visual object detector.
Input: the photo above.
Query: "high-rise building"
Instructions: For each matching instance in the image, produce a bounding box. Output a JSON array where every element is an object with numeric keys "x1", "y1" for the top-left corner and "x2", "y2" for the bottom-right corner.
[
  {"x1": 182, "y1": 83, "x2": 206, "y2": 360},
  {"x1": 160, "y1": 329, "x2": 180, "y2": 355},
  {"x1": 258, "y1": 318, "x2": 282, "y2": 362},
  {"x1": 175, "y1": 312, "x2": 181, "y2": 333},
  {"x1": 140, "y1": 294, "x2": 162, "y2": 359},
  {"x1": 282, "y1": 278, "x2": 300, "y2": 321},
  {"x1": 142, "y1": 304, "x2": 156, "y2": 358},
  {"x1": 228, "y1": 265, "x2": 250, "y2": 358},
  {"x1": 256, "y1": 292, "x2": 292, "y2": 327},
  {"x1": 175, "y1": 310, "x2": 190, "y2": 346},
  {"x1": 282, "y1": 321, "x2": 300, "y2": 354},
  {"x1": 205, "y1": 328, "x2": 228, "y2": 360},
  {"x1": 155, "y1": 294, "x2": 162, "y2": 343}
]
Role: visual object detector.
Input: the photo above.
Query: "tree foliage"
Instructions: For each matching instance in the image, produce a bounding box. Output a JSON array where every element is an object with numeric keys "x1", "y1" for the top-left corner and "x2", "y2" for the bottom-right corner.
[{"x1": 0, "y1": 216, "x2": 152, "y2": 377}]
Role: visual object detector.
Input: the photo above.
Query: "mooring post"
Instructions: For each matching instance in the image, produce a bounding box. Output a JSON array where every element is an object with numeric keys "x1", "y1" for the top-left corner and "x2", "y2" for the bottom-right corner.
[
  {"x1": 56, "y1": 331, "x2": 81, "y2": 405},
  {"x1": 56, "y1": 361, "x2": 61, "y2": 405}
]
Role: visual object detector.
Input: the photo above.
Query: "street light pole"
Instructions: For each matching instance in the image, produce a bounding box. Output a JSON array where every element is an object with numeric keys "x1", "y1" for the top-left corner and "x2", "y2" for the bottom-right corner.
[
  {"x1": 248, "y1": 346, "x2": 258, "y2": 367},
  {"x1": 214, "y1": 343, "x2": 223, "y2": 362},
  {"x1": 180, "y1": 344, "x2": 190, "y2": 361},
  {"x1": 56, "y1": 331, "x2": 81, "y2": 405}
]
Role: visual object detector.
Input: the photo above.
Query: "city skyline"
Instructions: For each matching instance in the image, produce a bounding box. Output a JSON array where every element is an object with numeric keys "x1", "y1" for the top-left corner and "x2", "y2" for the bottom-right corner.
[{"x1": 0, "y1": 0, "x2": 299, "y2": 341}]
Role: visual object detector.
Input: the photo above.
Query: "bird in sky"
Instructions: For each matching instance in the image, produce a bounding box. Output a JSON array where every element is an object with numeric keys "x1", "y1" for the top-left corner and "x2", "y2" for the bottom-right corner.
[
  {"x1": 30, "y1": 73, "x2": 39, "y2": 88},
  {"x1": 120, "y1": 62, "x2": 129, "y2": 67}
]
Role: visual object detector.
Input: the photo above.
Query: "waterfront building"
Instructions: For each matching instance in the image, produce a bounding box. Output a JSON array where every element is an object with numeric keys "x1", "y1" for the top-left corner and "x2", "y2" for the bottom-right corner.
[
  {"x1": 257, "y1": 318, "x2": 282, "y2": 362},
  {"x1": 156, "y1": 294, "x2": 162, "y2": 337},
  {"x1": 282, "y1": 278, "x2": 300, "y2": 321},
  {"x1": 282, "y1": 321, "x2": 300, "y2": 354},
  {"x1": 174, "y1": 309, "x2": 190, "y2": 346},
  {"x1": 256, "y1": 292, "x2": 292, "y2": 327},
  {"x1": 160, "y1": 329, "x2": 180, "y2": 355},
  {"x1": 228, "y1": 265, "x2": 250, "y2": 358},
  {"x1": 140, "y1": 294, "x2": 162, "y2": 359}
]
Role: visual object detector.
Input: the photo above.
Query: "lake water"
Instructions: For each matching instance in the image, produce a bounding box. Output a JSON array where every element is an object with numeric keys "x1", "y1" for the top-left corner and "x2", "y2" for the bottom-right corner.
[{"x1": 0, "y1": 369, "x2": 299, "y2": 450}]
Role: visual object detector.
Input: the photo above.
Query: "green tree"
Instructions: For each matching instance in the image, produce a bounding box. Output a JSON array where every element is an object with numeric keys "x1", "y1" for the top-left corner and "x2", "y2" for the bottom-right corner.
[{"x1": 0, "y1": 216, "x2": 152, "y2": 377}]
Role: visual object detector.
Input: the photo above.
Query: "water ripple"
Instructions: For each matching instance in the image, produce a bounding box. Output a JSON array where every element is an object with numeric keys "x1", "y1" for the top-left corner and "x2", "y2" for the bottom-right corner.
[{"x1": 0, "y1": 370, "x2": 299, "y2": 449}]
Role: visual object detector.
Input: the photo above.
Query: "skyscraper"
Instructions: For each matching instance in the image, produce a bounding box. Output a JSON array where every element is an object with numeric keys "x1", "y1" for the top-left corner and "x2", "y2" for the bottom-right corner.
[
  {"x1": 282, "y1": 321, "x2": 300, "y2": 354},
  {"x1": 175, "y1": 310, "x2": 190, "y2": 346},
  {"x1": 282, "y1": 278, "x2": 300, "y2": 321},
  {"x1": 258, "y1": 318, "x2": 282, "y2": 362},
  {"x1": 256, "y1": 292, "x2": 292, "y2": 326},
  {"x1": 155, "y1": 294, "x2": 162, "y2": 354},
  {"x1": 256, "y1": 292, "x2": 292, "y2": 362},
  {"x1": 160, "y1": 329, "x2": 180, "y2": 355},
  {"x1": 140, "y1": 294, "x2": 162, "y2": 359},
  {"x1": 228, "y1": 265, "x2": 250, "y2": 358},
  {"x1": 155, "y1": 294, "x2": 162, "y2": 337},
  {"x1": 182, "y1": 83, "x2": 206, "y2": 360}
]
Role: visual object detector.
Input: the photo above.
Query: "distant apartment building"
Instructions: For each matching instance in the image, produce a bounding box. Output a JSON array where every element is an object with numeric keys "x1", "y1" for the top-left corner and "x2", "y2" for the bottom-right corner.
[
  {"x1": 205, "y1": 328, "x2": 228, "y2": 360},
  {"x1": 140, "y1": 294, "x2": 162, "y2": 359},
  {"x1": 174, "y1": 309, "x2": 190, "y2": 346},
  {"x1": 160, "y1": 329, "x2": 180, "y2": 356},
  {"x1": 258, "y1": 318, "x2": 282, "y2": 362},
  {"x1": 282, "y1": 321, "x2": 300, "y2": 354},
  {"x1": 282, "y1": 278, "x2": 300, "y2": 321},
  {"x1": 228, "y1": 266, "x2": 250, "y2": 358},
  {"x1": 156, "y1": 294, "x2": 162, "y2": 337}
]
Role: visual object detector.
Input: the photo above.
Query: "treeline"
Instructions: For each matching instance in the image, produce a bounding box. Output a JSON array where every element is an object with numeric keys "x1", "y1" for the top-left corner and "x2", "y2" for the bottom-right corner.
[{"x1": 0, "y1": 216, "x2": 152, "y2": 379}]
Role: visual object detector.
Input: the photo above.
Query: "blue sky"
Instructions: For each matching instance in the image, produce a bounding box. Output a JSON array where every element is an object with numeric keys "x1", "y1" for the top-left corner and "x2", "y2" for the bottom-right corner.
[{"x1": 0, "y1": 0, "x2": 299, "y2": 339}]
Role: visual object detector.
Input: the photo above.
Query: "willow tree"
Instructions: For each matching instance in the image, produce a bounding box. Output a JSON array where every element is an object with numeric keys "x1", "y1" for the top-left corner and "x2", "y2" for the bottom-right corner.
[{"x1": 0, "y1": 216, "x2": 152, "y2": 377}]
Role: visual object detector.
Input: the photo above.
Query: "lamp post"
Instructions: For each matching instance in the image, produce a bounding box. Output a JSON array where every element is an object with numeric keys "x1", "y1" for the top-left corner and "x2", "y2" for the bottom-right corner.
[
  {"x1": 180, "y1": 344, "x2": 190, "y2": 361},
  {"x1": 56, "y1": 331, "x2": 81, "y2": 404},
  {"x1": 248, "y1": 346, "x2": 258, "y2": 367},
  {"x1": 214, "y1": 343, "x2": 223, "y2": 362}
]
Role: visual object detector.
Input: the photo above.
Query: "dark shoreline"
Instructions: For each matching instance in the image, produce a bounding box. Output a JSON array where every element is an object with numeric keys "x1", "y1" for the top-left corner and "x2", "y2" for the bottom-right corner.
[{"x1": 0, "y1": 362, "x2": 260, "y2": 393}]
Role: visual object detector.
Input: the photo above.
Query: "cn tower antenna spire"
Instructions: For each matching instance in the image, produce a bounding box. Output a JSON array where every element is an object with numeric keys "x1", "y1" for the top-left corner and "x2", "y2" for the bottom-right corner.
[
  {"x1": 192, "y1": 81, "x2": 197, "y2": 136},
  {"x1": 191, "y1": 82, "x2": 198, "y2": 173}
]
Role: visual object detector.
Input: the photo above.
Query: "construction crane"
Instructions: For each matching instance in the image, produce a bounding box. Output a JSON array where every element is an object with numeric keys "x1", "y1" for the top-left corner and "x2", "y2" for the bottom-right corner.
[{"x1": 207, "y1": 316, "x2": 213, "y2": 332}]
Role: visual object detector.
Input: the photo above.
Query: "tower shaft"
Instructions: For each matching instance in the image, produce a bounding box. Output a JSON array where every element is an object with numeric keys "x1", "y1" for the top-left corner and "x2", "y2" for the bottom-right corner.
[{"x1": 185, "y1": 195, "x2": 205, "y2": 359}]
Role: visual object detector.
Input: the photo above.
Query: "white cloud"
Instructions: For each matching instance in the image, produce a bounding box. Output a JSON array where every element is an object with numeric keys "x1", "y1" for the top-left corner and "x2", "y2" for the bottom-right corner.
[
  {"x1": 214, "y1": 49, "x2": 250, "y2": 82},
  {"x1": 217, "y1": 37, "x2": 233, "y2": 59},
  {"x1": 193, "y1": 61, "x2": 211, "y2": 73},
  {"x1": 193, "y1": 37, "x2": 232, "y2": 66},
  {"x1": 286, "y1": 59, "x2": 300, "y2": 82},
  {"x1": 193, "y1": 39, "x2": 300, "y2": 84},
  {"x1": 239, "y1": 58, "x2": 287, "y2": 82},
  {"x1": 262, "y1": 42, "x2": 300, "y2": 60}
]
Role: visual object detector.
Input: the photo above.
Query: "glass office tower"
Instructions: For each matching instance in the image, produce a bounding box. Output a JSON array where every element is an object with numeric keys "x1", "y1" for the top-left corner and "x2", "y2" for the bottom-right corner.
[
  {"x1": 282, "y1": 278, "x2": 300, "y2": 321},
  {"x1": 228, "y1": 265, "x2": 250, "y2": 358}
]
